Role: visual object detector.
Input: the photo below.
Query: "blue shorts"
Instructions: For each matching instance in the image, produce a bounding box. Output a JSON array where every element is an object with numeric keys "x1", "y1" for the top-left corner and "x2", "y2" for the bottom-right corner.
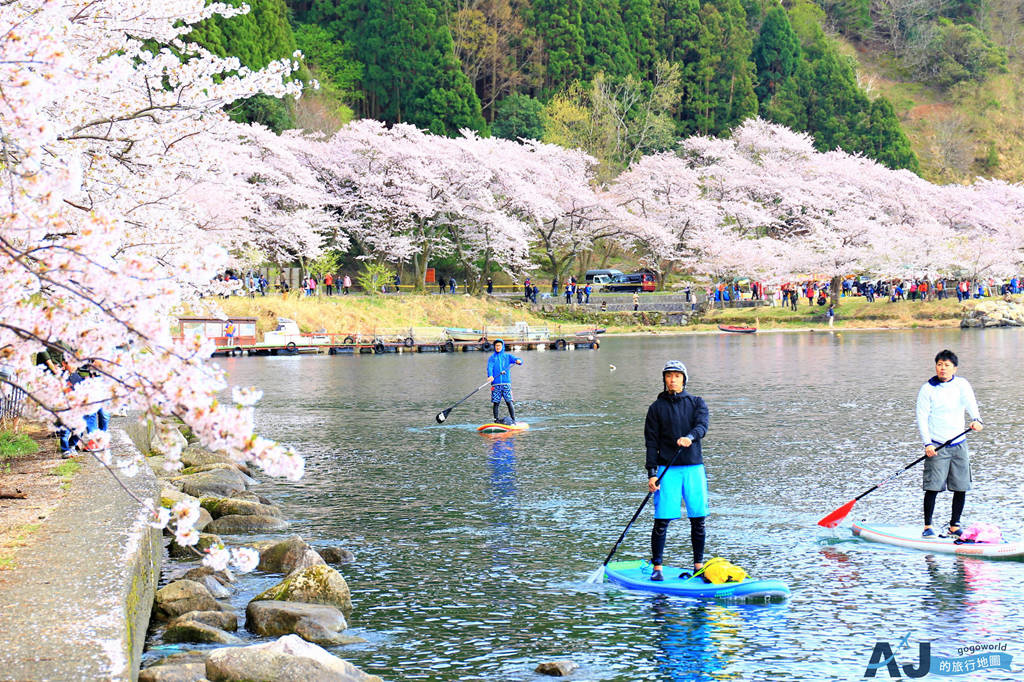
[
  {"x1": 490, "y1": 384, "x2": 513, "y2": 403},
  {"x1": 653, "y1": 464, "x2": 708, "y2": 519}
]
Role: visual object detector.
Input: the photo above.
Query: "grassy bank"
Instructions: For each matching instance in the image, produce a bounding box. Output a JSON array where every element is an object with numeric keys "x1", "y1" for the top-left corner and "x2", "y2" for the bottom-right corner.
[
  {"x1": 697, "y1": 296, "x2": 977, "y2": 331},
  {"x1": 206, "y1": 292, "x2": 984, "y2": 338},
  {"x1": 212, "y1": 293, "x2": 604, "y2": 337}
]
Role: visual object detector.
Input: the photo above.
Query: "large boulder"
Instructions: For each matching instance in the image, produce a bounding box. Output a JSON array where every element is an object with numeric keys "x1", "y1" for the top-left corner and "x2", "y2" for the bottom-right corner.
[
  {"x1": 257, "y1": 536, "x2": 325, "y2": 574},
  {"x1": 172, "y1": 468, "x2": 250, "y2": 498},
  {"x1": 169, "y1": 532, "x2": 222, "y2": 559},
  {"x1": 168, "y1": 610, "x2": 237, "y2": 632},
  {"x1": 316, "y1": 546, "x2": 355, "y2": 566},
  {"x1": 183, "y1": 564, "x2": 235, "y2": 585},
  {"x1": 163, "y1": 620, "x2": 243, "y2": 645},
  {"x1": 205, "y1": 635, "x2": 382, "y2": 682},
  {"x1": 245, "y1": 601, "x2": 356, "y2": 646},
  {"x1": 180, "y1": 446, "x2": 249, "y2": 473},
  {"x1": 251, "y1": 564, "x2": 352, "y2": 613},
  {"x1": 153, "y1": 580, "x2": 226, "y2": 620},
  {"x1": 138, "y1": 662, "x2": 207, "y2": 682},
  {"x1": 159, "y1": 485, "x2": 198, "y2": 509},
  {"x1": 201, "y1": 497, "x2": 282, "y2": 519},
  {"x1": 205, "y1": 514, "x2": 289, "y2": 534}
]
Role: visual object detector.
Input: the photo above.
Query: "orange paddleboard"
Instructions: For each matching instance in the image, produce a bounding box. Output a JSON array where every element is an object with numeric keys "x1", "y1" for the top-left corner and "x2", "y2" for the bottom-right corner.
[{"x1": 477, "y1": 422, "x2": 530, "y2": 434}]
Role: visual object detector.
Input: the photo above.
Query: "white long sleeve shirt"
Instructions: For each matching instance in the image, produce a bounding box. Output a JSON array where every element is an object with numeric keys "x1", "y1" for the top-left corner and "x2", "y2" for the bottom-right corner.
[{"x1": 916, "y1": 375, "x2": 981, "y2": 446}]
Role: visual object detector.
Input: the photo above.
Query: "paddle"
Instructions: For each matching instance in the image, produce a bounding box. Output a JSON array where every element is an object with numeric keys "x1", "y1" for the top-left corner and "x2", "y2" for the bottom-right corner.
[
  {"x1": 435, "y1": 379, "x2": 492, "y2": 424},
  {"x1": 585, "y1": 448, "x2": 688, "y2": 584},
  {"x1": 817, "y1": 428, "x2": 972, "y2": 529}
]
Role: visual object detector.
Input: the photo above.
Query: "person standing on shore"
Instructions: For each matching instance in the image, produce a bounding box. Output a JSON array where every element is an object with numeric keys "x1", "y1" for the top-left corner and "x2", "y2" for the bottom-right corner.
[
  {"x1": 916, "y1": 349, "x2": 983, "y2": 538},
  {"x1": 324, "y1": 272, "x2": 334, "y2": 296},
  {"x1": 342, "y1": 274, "x2": 351, "y2": 295},
  {"x1": 487, "y1": 339, "x2": 523, "y2": 424},
  {"x1": 645, "y1": 360, "x2": 709, "y2": 581},
  {"x1": 633, "y1": 291, "x2": 639, "y2": 311},
  {"x1": 827, "y1": 304, "x2": 835, "y2": 328}
]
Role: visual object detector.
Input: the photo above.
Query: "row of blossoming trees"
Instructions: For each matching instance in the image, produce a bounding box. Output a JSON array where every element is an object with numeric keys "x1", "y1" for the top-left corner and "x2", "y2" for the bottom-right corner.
[{"x1": 3, "y1": 2, "x2": 1024, "y2": 550}]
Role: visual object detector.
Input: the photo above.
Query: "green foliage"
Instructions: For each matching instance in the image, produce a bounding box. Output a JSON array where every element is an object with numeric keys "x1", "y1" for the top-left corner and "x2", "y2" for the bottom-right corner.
[
  {"x1": 815, "y1": 0, "x2": 870, "y2": 39},
  {"x1": 752, "y1": 6, "x2": 801, "y2": 104},
  {"x1": 492, "y1": 94, "x2": 546, "y2": 141},
  {"x1": 621, "y1": 0, "x2": 658, "y2": 75},
  {"x1": 919, "y1": 19, "x2": 1007, "y2": 88},
  {"x1": 580, "y1": 0, "x2": 635, "y2": 81},
  {"x1": 532, "y1": 0, "x2": 586, "y2": 92},
  {"x1": 188, "y1": 0, "x2": 299, "y2": 131},
  {"x1": 304, "y1": 0, "x2": 486, "y2": 136},
  {"x1": 293, "y1": 22, "x2": 363, "y2": 104},
  {"x1": 357, "y1": 262, "x2": 396, "y2": 296},
  {"x1": 0, "y1": 431, "x2": 37, "y2": 461},
  {"x1": 308, "y1": 251, "x2": 345, "y2": 279}
]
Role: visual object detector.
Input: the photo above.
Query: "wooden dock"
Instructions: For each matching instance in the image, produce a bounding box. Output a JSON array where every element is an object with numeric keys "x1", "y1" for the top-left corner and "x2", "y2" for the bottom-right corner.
[{"x1": 212, "y1": 337, "x2": 600, "y2": 357}]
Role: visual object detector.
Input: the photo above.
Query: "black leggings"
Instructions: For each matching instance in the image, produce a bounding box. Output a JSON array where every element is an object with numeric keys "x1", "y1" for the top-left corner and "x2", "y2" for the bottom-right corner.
[
  {"x1": 492, "y1": 400, "x2": 515, "y2": 422},
  {"x1": 651, "y1": 517, "x2": 705, "y2": 567},
  {"x1": 924, "y1": 490, "x2": 966, "y2": 527}
]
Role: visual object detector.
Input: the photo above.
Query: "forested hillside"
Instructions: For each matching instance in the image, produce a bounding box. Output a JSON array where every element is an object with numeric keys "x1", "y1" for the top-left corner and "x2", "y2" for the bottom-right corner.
[{"x1": 197, "y1": 0, "x2": 1024, "y2": 182}]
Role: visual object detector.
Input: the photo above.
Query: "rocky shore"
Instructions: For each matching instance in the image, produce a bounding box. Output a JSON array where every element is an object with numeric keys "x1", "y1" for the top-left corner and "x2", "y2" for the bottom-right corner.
[
  {"x1": 132, "y1": 421, "x2": 381, "y2": 682},
  {"x1": 960, "y1": 298, "x2": 1024, "y2": 327}
]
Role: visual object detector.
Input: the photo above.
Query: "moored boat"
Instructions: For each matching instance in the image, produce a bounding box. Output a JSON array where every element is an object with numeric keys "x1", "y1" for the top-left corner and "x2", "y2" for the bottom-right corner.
[{"x1": 718, "y1": 325, "x2": 757, "y2": 334}]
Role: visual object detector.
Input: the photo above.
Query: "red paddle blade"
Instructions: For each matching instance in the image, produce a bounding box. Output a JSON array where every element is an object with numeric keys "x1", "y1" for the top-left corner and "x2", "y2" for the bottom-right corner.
[{"x1": 818, "y1": 499, "x2": 856, "y2": 528}]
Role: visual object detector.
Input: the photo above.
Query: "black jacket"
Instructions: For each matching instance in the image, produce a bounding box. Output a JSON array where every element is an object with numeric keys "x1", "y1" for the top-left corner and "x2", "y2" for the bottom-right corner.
[{"x1": 644, "y1": 390, "x2": 709, "y2": 475}]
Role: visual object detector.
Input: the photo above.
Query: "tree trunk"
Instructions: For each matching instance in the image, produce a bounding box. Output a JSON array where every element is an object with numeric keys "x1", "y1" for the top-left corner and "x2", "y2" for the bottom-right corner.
[{"x1": 830, "y1": 274, "x2": 842, "y2": 307}]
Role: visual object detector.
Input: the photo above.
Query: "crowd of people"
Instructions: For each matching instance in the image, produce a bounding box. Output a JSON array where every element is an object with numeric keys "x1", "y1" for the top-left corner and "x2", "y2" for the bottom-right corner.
[{"x1": 710, "y1": 275, "x2": 1024, "y2": 309}]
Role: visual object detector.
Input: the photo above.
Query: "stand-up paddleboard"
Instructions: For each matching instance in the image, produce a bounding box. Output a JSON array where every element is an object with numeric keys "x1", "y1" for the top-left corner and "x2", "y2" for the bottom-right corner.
[
  {"x1": 604, "y1": 560, "x2": 790, "y2": 600},
  {"x1": 851, "y1": 522, "x2": 1024, "y2": 560},
  {"x1": 477, "y1": 422, "x2": 530, "y2": 434}
]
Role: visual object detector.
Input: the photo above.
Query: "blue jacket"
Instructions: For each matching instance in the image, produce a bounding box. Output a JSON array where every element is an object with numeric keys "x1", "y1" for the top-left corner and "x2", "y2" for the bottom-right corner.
[
  {"x1": 486, "y1": 340, "x2": 522, "y2": 385},
  {"x1": 644, "y1": 390, "x2": 709, "y2": 473}
]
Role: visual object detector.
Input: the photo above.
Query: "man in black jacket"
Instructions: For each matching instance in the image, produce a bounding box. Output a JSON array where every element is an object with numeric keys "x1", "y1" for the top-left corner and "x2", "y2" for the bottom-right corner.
[{"x1": 644, "y1": 360, "x2": 710, "y2": 581}]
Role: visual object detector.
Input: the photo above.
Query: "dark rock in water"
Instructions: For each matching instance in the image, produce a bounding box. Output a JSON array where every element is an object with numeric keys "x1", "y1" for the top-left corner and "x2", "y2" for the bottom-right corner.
[
  {"x1": 180, "y1": 446, "x2": 247, "y2": 473},
  {"x1": 245, "y1": 601, "x2": 356, "y2": 646},
  {"x1": 172, "y1": 468, "x2": 250, "y2": 498},
  {"x1": 182, "y1": 565, "x2": 235, "y2": 586},
  {"x1": 199, "y1": 574, "x2": 232, "y2": 599},
  {"x1": 205, "y1": 635, "x2": 382, "y2": 681},
  {"x1": 169, "y1": 532, "x2": 222, "y2": 559},
  {"x1": 200, "y1": 496, "x2": 282, "y2": 519},
  {"x1": 251, "y1": 564, "x2": 352, "y2": 613},
  {"x1": 138, "y1": 661, "x2": 207, "y2": 682},
  {"x1": 205, "y1": 514, "x2": 289, "y2": 534},
  {"x1": 194, "y1": 506, "x2": 213, "y2": 532},
  {"x1": 154, "y1": 580, "x2": 225, "y2": 620},
  {"x1": 316, "y1": 546, "x2": 355, "y2": 565},
  {"x1": 150, "y1": 650, "x2": 208, "y2": 666},
  {"x1": 169, "y1": 609, "x2": 238, "y2": 632},
  {"x1": 163, "y1": 619, "x2": 242, "y2": 645},
  {"x1": 257, "y1": 536, "x2": 325, "y2": 574},
  {"x1": 535, "y1": 660, "x2": 580, "y2": 676}
]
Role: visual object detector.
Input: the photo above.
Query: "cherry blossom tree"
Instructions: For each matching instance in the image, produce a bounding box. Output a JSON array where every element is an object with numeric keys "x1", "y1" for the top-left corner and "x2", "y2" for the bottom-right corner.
[{"x1": 0, "y1": 0, "x2": 309, "y2": 542}]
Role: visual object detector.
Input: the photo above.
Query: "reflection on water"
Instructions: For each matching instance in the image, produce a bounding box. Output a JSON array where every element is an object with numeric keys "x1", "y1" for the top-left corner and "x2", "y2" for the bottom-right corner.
[{"x1": 195, "y1": 330, "x2": 1024, "y2": 680}]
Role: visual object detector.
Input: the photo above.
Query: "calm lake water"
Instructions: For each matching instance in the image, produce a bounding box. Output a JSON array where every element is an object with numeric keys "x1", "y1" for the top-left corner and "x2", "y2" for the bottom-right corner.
[{"x1": 157, "y1": 330, "x2": 1024, "y2": 680}]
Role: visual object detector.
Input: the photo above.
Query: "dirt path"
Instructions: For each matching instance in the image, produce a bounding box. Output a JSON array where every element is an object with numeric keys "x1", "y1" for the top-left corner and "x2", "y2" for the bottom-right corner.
[{"x1": 0, "y1": 422, "x2": 75, "y2": 577}]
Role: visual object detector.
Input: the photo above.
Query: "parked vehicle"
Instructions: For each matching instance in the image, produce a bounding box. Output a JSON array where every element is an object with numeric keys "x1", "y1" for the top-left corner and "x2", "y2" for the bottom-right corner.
[
  {"x1": 585, "y1": 269, "x2": 624, "y2": 283},
  {"x1": 601, "y1": 273, "x2": 657, "y2": 293}
]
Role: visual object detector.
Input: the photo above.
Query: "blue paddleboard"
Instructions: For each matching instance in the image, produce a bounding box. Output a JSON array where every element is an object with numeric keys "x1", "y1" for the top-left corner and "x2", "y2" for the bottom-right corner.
[{"x1": 604, "y1": 560, "x2": 790, "y2": 600}]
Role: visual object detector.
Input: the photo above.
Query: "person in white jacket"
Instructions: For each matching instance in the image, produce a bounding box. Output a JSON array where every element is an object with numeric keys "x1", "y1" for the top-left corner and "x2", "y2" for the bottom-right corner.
[{"x1": 916, "y1": 349, "x2": 983, "y2": 538}]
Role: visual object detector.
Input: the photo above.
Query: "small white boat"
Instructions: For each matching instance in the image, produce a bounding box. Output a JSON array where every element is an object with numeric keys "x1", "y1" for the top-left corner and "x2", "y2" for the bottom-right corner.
[{"x1": 443, "y1": 327, "x2": 485, "y2": 342}]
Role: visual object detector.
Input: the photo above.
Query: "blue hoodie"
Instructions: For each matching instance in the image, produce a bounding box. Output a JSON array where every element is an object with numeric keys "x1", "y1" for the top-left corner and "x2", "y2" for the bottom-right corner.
[{"x1": 486, "y1": 339, "x2": 522, "y2": 385}]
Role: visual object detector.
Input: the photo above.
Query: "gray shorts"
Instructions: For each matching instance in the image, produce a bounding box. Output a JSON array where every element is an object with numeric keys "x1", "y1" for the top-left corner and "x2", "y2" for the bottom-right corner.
[{"x1": 922, "y1": 441, "x2": 972, "y2": 492}]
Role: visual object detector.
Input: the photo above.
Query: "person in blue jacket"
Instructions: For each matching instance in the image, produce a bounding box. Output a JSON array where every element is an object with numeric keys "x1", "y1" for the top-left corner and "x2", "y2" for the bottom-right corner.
[
  {"x1": 645, "y1": 360, "x2": 710, "y2": 581},
  {"x1": 486, "y1": 338, "x2": 523, "y2": 424}
]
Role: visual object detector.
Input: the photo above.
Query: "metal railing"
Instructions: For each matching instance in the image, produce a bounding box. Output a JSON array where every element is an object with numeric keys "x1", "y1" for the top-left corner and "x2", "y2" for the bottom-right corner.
[{"x1": 0, "y1": 369, "x2": 26, "y2": 422}]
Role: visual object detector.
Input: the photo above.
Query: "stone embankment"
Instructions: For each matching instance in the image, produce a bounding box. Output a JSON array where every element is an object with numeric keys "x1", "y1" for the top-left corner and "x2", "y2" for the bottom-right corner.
[
  {"x1": 129, "y1": 419, "x2": 381, "y2": 682},
  {"x1": 960, "y1": 299, "x2": 1024, "y2": 327},
  {"x1": 0, "y1": 429, "x2": 161, "y2": 681}
]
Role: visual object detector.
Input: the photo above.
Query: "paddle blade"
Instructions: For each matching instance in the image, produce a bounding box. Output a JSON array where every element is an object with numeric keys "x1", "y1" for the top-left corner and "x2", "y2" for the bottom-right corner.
[
  {"x1": 435, "y1": 410, "x2": 449, "y2": 424},
  {"x1": 818, "y1": 499, "x2": 856, "y2": 529},
  {"x1": 584, "y1": 565, "x2": 606, "y2": 584}
]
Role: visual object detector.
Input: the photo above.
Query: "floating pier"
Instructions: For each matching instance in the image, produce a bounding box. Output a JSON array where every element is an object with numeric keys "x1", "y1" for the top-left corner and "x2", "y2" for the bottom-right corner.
[{"x1": 212, "y1": 337, "x2": 599, "y2": 357}]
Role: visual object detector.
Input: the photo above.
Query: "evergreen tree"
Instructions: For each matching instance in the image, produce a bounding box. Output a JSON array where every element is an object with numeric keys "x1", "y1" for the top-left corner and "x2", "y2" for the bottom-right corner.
[
  {"x1": 697, "y1": 0, "x2": 758, "y2": 135},
  {"x1": 858, "y1": 99, "x2": 920, "y2": 172},
  {"x1": 581, "y1": 0, "x2": 635, "y2": 81},
  {"x1": 531, "y1": 0, "x2": 586, "y2": 93},
  {"x1": 751, "y1": 5, "x2": 800, "y2": 104},
  {"x1": 621, "y1": 0, "x2": 659, "y2": 76},
  {"x1": 189, "y1": 0, "x2": 299, "y2": 131},
  {"x1": 492, "y1": 93, "x2": 547, "y2": 140},
  {"x1": 302, "y1": 0, "x2": 486, "y2": 135}
]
